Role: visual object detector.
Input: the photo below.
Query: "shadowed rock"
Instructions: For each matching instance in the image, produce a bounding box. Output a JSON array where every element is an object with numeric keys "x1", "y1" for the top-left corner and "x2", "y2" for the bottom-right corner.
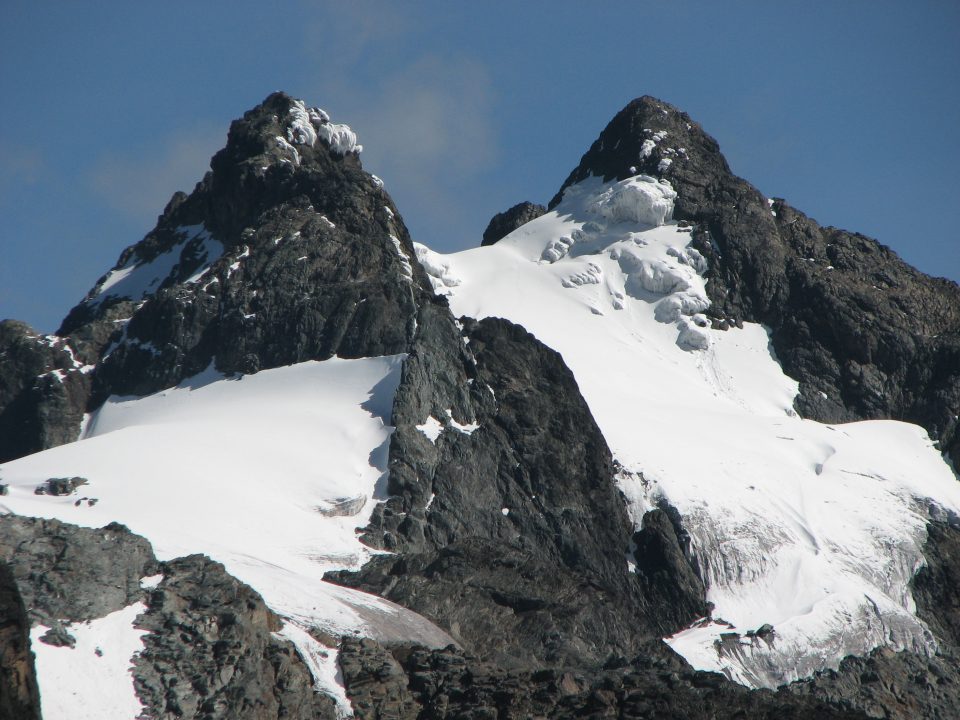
[{"x1": 481, "y1": 201, "x2": 546, "y2": 246}]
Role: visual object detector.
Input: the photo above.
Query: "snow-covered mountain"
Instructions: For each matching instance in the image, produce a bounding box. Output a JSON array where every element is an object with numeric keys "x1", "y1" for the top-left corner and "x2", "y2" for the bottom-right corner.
[{"x1": 1, "y1": 92, "x2": 959, "y2": 720}]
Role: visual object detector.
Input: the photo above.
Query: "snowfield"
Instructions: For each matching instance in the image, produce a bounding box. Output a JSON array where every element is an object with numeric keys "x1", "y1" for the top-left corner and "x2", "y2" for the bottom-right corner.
[
  {"x1": 0, "y1": 355, "x2": 454, "y2": 715},
  {"x1": 420, "y1": 174, "x2": 960, "y2": 687}
]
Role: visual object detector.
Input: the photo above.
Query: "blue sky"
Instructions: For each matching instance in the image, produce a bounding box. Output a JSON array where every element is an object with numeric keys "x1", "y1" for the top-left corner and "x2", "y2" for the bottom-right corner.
[{"x1": 2, "y1": 1, "x2": 958, "y2": 332}]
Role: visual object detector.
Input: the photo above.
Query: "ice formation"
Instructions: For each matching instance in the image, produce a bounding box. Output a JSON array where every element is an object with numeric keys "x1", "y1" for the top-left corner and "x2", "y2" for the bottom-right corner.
[{"x1": 284, "y1": 99, "x2": 361, "y2": 156}]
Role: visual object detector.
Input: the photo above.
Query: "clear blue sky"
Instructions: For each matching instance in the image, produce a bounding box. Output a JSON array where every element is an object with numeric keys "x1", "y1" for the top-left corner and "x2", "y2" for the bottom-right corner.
[{"x1": 2, "y1": 1, "x2": 958, "y2": 332}]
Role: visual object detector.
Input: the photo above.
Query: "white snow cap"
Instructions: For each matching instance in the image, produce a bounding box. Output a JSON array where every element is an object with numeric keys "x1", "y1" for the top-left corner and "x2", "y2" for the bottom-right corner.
[{"x1": 285, "y1": 99, "x2": 362, "y2": 156}]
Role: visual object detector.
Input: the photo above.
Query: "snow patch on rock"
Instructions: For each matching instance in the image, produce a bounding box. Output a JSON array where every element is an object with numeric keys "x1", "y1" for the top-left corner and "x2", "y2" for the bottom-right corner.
[
  {"x1": 286, "y1": 101, "x2": 318, "y2": 146},
  {"x1": 275, "y1": 136, "x2": 301, "y2": 166},
  {"x1": 89, "y1": 225, "x2": 223, "y2": 307},
  {"x1": 31, "y1": 602, "x2": 149, "y2": 720},
  {"x1": 416, "y1": 416, "x2": 444, "y2": 444},
  {"x1": 414, "y1": 242, "x2": 461, "y2": 295},
  {"x1": 388, "y1": 235, "x2": 413, "y2": 281},
  {"x1": 446, "y1": 408, "x2": 480, "y2": 435},
  {"x1": 317, "y1": 123, "x2": 361, "y2": 156},
  {"x1": 277, "y1": 622, "x2": 353, "y2": 717}
]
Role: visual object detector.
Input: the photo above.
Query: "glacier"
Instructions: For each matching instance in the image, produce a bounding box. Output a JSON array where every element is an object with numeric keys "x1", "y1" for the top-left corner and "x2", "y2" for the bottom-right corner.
[{"x1": 418, "y1": 173, "x2": 960, "y2": 688}]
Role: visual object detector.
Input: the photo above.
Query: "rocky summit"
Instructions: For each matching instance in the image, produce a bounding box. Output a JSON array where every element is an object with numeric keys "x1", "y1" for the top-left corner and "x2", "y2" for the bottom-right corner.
[{"x1": 0, "y1": 91, "x2": 958, "y2": 720}]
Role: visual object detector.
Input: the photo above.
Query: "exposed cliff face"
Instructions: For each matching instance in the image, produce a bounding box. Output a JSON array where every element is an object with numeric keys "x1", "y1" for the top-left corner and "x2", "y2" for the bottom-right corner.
[
  {"x1": 0, "y1": 322, "x2": 89, "y2": 463},
  {"x1": 332, "y1": 314, "x2": 707, "y2": 668},
  {"x1": 133, "y1": 555, "x2": 337, "y2": 720},
  {"x1": 0, "y1": 561, "x2": 40, "y2": 720}
]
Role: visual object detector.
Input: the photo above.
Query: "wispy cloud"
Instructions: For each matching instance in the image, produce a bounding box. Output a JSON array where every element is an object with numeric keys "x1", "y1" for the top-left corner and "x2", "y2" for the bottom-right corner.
[
  {"x1": 300, "y1": 0, "x2": 412, "y2": 65},
  {"x1": 348, "y1": 56, "x2": 498, "y2": 248},
  {"x1": 298, "y1": 3, "x2": 501, "y2": 249},
  {"x1": 87, "y1": 125, "x2": 225, "y2": 219},
  {"x1": 352, "y1": 55, "x2": 497, "y2": 180},
  {"x1": 0, "y1": 142, "x2": 44, "y2": 191}
]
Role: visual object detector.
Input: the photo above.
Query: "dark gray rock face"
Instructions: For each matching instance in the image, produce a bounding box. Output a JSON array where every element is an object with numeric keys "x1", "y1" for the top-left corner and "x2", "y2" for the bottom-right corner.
[
  {"x1": 0, "y1": 516, "x2": 158, "y2": 626},
  {"x1": 481, "y1": 201, "x2": 546, "y2": 246},
  {"x1": 0, "y1": 320, "x2": 90, "y2": 463},
  {"x1": 912, "y1": 521, "x2": 960, "y2": 648},
  {"x1": 0, "y1": 561, "x2": 40, "y2": 720},
  {"x1": 632, "y1": 508, "x2": 707, "y2": 629},
  {"x1": 339, "y1": 636, "x2": 867, "y2": 720},
  {"x1": 788, "y1": 647, "x2": 960, "y2": 720},
  {"x1": 332, "y1": 315, "x2": 707, "y2": 668},
  {"x1": 134, "y1": 554, "x2": 337, "y2": 720},
  {"x1": 338, "y1": 638, "x2": 419, "y2": 719},
  {"x1": 551, "y1": 95, "x2": 960, "y2": 466}
]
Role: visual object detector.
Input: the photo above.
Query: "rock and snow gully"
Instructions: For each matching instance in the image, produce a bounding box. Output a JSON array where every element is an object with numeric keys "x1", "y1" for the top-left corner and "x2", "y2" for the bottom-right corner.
[{"x1": 1, "y1": 92, "x2": 959, "y2": 719}]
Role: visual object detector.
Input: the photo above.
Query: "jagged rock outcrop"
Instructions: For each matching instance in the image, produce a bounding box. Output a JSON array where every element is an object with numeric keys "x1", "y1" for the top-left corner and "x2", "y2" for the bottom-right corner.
[
  {"x1": 481, "y1": 201, "x2": 546, "y2": 246},
  {"x1": 632, "y1": 508, "x2": 707, "y2": 629},
  {"x1": 0, "y1": 516, "x2": 158, "y2": 626},
  {"x1": 133, "y1": 555, "x2": 337, "y2": 720},
  {"x1": 332, "y1": 315, "x2": 707, "y2": 667},
  {"x1": 0, "y1": 321, "x2": 90, "y2": 463},
  {"x1": 912, "y1": 521, "x2": 960, "y2": 648},
  {"x1": 0, "y1": 516, "x2": 337, "y2": 719},
  {"x1": 551, "y1": 95, "x2": 960, "y2": 466},
  {"x1": 339, "y1": 636, "x2": 867, "y2": 719},
  {"x1": 0, "y1": 561, "x2": 40, "y2": 720}
]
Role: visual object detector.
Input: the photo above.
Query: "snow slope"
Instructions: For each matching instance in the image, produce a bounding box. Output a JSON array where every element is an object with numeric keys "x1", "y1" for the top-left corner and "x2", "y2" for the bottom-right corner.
[
  {"x1": 0, "y1": 355, "x2": 454, "y2": 713},
  {"x1": 30, "y1": 603, "x2": 149, "y2": 720},
  {"x1": 418, "y1": 174, "x2": 960, "y2": 687}
]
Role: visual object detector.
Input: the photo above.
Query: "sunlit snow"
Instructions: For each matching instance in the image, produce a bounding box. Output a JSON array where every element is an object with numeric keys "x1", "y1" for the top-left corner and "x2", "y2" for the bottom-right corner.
[
  {"x1": 30, "y1": 602, "x2": 149, "y2": 720},
  {"x1": 422, "y1": 174, "x2": 960, "y2": 687},
  {"x1": 286, "y1": 98, "x2": 361, "y2": 156},
  {"x1": 1, "y1": 356, "x2": 454, "y2": 708},
  {"x1": 90, "y1": 225, "x2": 223, "y2": 305}
]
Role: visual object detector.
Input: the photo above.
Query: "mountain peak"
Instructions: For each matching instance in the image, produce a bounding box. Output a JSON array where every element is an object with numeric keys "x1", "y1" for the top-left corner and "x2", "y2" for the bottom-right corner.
[
  {"x1": 218, "y1": 91, "x2": 363, "y2": 171},
  {"x1": 550, "y1": 95, "x2": 729, "y2": 211},
  {"x1": 36, "y1": 92, "x2": 428, "y2": 433}
]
